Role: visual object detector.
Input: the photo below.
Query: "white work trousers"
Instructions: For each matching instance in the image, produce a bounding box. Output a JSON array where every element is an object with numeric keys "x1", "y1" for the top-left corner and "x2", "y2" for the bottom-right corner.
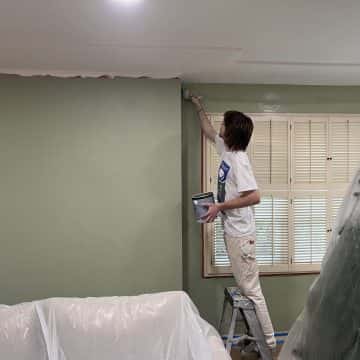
[{"x1": 225, "y1": 234, "x2": 276, "y2": 347}]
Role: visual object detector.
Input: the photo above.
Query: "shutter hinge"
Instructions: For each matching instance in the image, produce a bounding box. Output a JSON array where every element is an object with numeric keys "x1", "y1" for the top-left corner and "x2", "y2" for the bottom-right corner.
[
  {"x1": 290, "y1": 124, "x2": 292, "y2": 131},
  {"x1": 290, "y1": 198, "x2": 293, "y2": 205},
  {"x1": 290, "y1": 256, "x2": 293, "y2": 264},
  {"x1": 290, "y1": 177, "x2": 292, "y2": 184}
]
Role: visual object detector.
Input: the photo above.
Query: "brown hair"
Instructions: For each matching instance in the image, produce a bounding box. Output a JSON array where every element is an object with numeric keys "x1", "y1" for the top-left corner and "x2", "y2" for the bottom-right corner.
[{"x1": 223, "y1": 111, "x2": 253, "y2": 151}]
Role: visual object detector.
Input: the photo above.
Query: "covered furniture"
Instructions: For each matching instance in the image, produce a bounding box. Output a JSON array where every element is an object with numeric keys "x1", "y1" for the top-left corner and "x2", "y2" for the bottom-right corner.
[{"x1": 0, "y1": 291, "x2": 230, "y2": 360}]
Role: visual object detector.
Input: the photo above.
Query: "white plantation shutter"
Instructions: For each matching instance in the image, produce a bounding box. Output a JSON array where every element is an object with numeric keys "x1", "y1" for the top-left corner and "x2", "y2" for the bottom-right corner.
[
  {"x1": 292, "y1": 118, "x2": 327, "y2": 184},
  {"x1": 330, "y1": 117, "x2": 360, "y2": 183},
  {"x1": 293, "y1": 195, "x2": 328, "y2": 265},
  {"x1": 331, "y1": 196, "x2": 344, "y2": 229},
  {"x1": 349, "y1": 120, "x2": 360, "y2": 176},
  {"x1": 250, "y1": 117, "x2": 290, "y2": 272},
  {"x1": 251, "y1": 119, "x2": 271, "y2": 183},
  {"x1": 291, "y1": 118, "x2": 329, "y2": 271},
  {"x1": 203, "y1": 113, "x2": 359, "y2": 276},
  {"x1": 255, "y1": 195, "x2": 289, "y2": 270},
  {"x1": 331, "y1": 119, "x2": 349, "y2": 183},
  {"x1": 271, "y1": 119, "x2": 289, "y2": 184},
  {"x1": 251, "y1": 117, "x2": 288, "y2": 185}
]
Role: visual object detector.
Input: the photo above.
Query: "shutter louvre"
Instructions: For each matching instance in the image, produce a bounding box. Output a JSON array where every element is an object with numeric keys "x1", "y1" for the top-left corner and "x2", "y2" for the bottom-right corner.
[
  {"x1": 349, "y1": 119, "x2": 360, "y2": 178},
  {"x1": 331, "y1": 119, "x2": 349, "y2": 182},
  {"x1": 255, "y1": 196, "x2": 289, "y2": 266},
  {"x1": 252, "y1": 120, "x2": 271, "y2": 184},
  {"x1": 212, "y1": 217, "x2": 228, "y2": 266},
  {"x1": 252, "y1": 117, "x2": 288, "y2": 185},
  {"x1": 331, "y1": 196, "x2": 344, "y2": 229},
  {"x1": 293, "y1": 195, "x2": 327, "y2": 264},
  {"x1": 330, "y1": 117, "x2": 360, "y2": 183},
  {"x1": 293, "y1": 119, "x2": 327, "y2": 184}
]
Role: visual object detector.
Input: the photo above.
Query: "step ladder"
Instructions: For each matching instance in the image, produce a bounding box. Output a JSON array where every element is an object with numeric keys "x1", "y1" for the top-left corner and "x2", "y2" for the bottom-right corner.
[{"x1": 218, "y1": 287, "x2": 273, "y2": 360}]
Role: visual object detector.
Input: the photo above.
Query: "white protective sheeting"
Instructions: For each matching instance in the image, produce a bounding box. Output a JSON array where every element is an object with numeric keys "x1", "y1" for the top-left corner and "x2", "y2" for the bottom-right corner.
[
  {"x1": 280, "y1": 168, "x2": 360, "y2": 360},
  {"x1": 0, "y1": 291, "x2": 231, "y2": 360}
]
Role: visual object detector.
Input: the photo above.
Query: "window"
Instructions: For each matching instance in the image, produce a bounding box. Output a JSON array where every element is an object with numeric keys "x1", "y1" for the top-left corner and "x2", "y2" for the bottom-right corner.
[{"x1": 203, "y1": 114, "x2": 360, "y2": 276}]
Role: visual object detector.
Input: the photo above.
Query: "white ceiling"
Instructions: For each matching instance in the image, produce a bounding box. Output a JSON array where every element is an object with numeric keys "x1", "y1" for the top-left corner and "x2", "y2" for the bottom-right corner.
[{"x1": 1, "y1": 0, "x2": 360, "y2": 84}]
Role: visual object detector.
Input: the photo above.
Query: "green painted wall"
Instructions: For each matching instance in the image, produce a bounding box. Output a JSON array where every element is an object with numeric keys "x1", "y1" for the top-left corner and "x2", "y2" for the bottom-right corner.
[
  {"x1": 2, "y1": 78, "x2": 360, "y2": 331},
  {"x1": 182, "y1": 84, "x2": 360, "y2": 331},
  {"x1": 0, "y1": 76, "x2": 182, "y2": 305}
]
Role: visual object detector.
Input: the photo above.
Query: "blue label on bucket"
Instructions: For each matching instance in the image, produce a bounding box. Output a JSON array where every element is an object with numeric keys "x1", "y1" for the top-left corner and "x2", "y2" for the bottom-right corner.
[{"x1": 218, "y1": 161, "x2": 230, "y2": 203}]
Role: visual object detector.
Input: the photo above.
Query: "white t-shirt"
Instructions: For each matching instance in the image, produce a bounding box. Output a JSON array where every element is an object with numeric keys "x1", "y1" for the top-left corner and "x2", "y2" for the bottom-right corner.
[{"x1": 215, "y1": 134, "x2": 258, "y2": 237}]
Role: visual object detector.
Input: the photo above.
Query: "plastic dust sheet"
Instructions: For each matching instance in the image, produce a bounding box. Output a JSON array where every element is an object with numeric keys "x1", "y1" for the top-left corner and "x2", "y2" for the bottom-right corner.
[
  {"x1": 280, "y1": 168, "x2": 360, "y2": 360},
  {"x1": 0, "y1": 291, "x2": 231, "y2": 360}
]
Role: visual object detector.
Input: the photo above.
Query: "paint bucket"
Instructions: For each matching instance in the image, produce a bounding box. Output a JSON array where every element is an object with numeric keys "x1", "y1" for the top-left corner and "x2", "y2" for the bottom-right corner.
[{"x1": 192, "y1": 192, "x2": 215, "y2": 223}]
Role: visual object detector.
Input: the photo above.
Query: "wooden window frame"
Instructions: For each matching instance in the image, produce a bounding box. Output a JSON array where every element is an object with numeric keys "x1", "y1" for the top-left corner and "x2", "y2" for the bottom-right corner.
[{"x1": 202, "y1": 113, "x2": 360, "y2": 278}]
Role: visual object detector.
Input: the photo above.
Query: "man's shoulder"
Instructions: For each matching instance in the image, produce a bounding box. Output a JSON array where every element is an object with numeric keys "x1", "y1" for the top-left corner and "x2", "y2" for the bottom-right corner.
[{"x1": 228, "y1": 151, "x2": 251, "y2": 166}]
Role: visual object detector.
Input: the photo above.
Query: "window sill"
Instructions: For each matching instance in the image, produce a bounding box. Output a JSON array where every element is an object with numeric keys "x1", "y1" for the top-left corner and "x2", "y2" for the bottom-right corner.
[{"x1": 202, "y1": 270, "x2": 320, "y2": 279}]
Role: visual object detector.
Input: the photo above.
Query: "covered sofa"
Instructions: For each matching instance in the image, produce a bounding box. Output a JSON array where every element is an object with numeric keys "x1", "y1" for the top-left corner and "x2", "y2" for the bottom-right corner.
[{"x1": 0, "y1": 291, "x2": 230, "y2": 360}]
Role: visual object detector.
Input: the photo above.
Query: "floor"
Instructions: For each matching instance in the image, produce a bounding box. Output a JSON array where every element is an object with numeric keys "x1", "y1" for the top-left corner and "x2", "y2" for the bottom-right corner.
[{"x1": 230, "y1": 345, "x2": 282, "y2": 360}]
